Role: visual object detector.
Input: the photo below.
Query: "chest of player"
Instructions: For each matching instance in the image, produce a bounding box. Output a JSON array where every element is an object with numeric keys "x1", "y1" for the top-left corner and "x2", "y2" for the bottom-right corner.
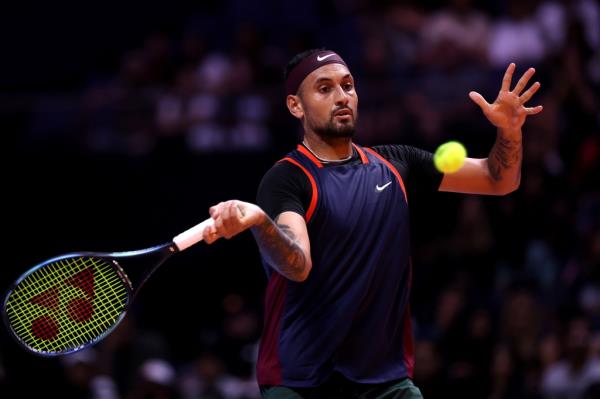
[{"x1": 309, "y1": 161, "x2": 409, "y2": 236}]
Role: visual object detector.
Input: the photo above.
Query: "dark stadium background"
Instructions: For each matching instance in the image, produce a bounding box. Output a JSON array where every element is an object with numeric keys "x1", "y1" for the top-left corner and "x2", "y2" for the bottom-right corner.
[{"x1": 1, "y1": 1, "x2": 598, "y2": 398}]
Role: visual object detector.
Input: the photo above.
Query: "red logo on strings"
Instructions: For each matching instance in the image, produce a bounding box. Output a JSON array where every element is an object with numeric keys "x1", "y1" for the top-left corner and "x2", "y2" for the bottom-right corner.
[{"x1": 29, "y1": 267, "x2": 96, "y2": 341}]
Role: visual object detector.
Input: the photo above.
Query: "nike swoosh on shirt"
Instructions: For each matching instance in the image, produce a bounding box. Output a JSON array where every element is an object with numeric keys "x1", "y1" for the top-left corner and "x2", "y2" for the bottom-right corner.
[
  {"x1": 376, "y1": 181, "x2": 392, "y2": 191},
  {"x1": 317, "y1": 54, "x2": 335, "y2": 62}
]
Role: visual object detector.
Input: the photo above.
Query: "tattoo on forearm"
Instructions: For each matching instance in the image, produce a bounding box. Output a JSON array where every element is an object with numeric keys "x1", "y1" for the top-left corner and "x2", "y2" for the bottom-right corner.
[
  {"x1": 251, "y1": 217, "x2": 307, "y2": 281},
  {"x1": 488, "y1": 135, "x2": 522, "y2": 181}
]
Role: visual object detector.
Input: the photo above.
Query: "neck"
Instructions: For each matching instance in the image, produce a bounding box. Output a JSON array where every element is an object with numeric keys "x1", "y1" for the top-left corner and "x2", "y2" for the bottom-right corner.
[{"x1": 302, "y1": 134, "x2": 353, "y2": 162}]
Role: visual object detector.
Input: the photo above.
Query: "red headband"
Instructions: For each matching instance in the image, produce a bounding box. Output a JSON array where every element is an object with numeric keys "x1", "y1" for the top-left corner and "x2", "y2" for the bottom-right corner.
[{"x1": 285, "y1": 51, "x2": 348, "y2": 95}]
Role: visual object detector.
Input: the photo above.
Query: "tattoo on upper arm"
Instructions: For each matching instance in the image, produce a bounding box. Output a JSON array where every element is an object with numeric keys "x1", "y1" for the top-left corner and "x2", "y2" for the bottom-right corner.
[
  {"x1": 277, "y1": 223, "x2": 297, "y2": 241},
  {"x1": 489, "y1": 136, "x2": 522, "y2": 181},
  {"x1": 251, "y1": 217, "x2": 307, "y2": 281}
]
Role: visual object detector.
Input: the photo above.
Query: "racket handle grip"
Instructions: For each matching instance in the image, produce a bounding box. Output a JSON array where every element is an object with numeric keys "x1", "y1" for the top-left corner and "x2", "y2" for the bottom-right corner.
[{"x1": 173, "y1": 218, "x2": 215, "y2": 251}]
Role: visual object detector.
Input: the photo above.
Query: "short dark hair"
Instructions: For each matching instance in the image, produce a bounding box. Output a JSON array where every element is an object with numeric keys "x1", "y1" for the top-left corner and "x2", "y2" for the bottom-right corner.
[{"x1": 283, "y1": 48, "x2": 328, "y2": 81}]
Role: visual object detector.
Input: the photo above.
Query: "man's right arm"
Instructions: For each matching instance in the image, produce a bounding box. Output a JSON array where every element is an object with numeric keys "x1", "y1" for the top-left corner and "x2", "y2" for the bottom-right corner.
[
  {"x1": 251, "y1": 210, "x2": 312, "y2": 282},
  {"x1": 202, "y1": 201, "x2": 312, "y2": 282},
  {"x1": 203, "y1": 162, "x2": 313, "y2": 282}
]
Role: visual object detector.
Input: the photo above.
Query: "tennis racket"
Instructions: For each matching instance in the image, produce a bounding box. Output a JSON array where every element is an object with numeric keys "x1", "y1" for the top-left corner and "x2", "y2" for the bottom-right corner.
[{"x1": 3, "y1": 217, "x2": 214, "y2": 357}]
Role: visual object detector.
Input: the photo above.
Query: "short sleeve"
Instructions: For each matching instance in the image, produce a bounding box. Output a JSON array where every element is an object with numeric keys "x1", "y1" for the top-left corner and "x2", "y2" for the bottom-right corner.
[
  {"x1": 371, "y1": 144, "x2": 443, "y2": 195},
  {"x1": 256, "y1": 161, "x2": 312, "y2": 220}
]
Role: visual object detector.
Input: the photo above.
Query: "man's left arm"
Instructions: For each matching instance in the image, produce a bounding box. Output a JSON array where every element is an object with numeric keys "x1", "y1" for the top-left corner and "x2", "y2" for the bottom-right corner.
[{"x1": 439, "y1": 63, "x2": 543, "y2": 195}]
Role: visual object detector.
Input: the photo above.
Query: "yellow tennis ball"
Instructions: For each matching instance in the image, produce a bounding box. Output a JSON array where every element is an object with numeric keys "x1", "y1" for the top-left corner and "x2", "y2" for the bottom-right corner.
[{"x1": 434, "y1": 141, "x2": 467, "y2": 173}]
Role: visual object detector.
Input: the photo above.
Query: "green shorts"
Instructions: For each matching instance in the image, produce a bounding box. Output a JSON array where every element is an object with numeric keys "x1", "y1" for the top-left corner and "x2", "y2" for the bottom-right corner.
[{"x1": 261, "y1": 375, "x2": 424, "y2": 399}]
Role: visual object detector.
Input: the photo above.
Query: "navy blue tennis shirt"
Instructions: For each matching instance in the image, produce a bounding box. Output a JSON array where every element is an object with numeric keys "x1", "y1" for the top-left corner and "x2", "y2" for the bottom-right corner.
[{"x1": 255, "y1": 143, "x2": 442, "y2": 387}]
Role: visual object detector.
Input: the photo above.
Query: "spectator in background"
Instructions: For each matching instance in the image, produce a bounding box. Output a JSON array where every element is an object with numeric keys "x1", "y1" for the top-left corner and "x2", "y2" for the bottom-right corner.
[
  {"x1": 61, "y1": 348, "x2": 120, "y2": 399},
  {"x1": 447, "y1": 196, "x2": 495, "y2": 288},
  {"x1": 0, "y1": 351, "x2": 5, "y2": 394},
  {"x1": 541, "y1": 317, "x2": 600, "y2": 399},
  {"x1": 178, "y1": 350, "x2": 261, "y2": 399},
  {"x1": 412, "y1": 0, "x2": 493, "y2": 151},
  {"x1": 5, "y1": 1, "x2": 599, "y2": 398},
  {"x1": 80, "y1": 45, "x2": 160, "y2": 155},
  {"x1": 127, "y1": 358, "x2": 179, "y2": 399},
  {"x1": 500, "y1": 289, "x2": 541, "y2": 370},
  {"x1": 96, "y1": 317, "x2": 172, "y2": 396},
  {"x1": 419, "y1": 0, "x2": 490, "y2": 67},
  {"x1": 385, "y1": 1, "x2": 426, "y2": 71},
  {"x1": 412, "y1": 339, "x2": 444, "y2": 399},
  {"x1": 539, "y1": 333, "x2": 562, "y2": 372},
  {"x1": 489, "y1": 344, "x2": 522, "y2": 399},
  {"x1": 488, "y1": 0, "x2": 547, "y2": 68},
  {"x1": 536, "y1": 0, "x2": 600, "y2": 57},
  {"x1": 156, "y1": 64, "x2": 202, "y2": 153},
  {"x1": 179, "y1": 351, "x2": 228, "y2": 399},
  {"x1": 156, "y1": 45, "x2": 271, "y2": 153}
]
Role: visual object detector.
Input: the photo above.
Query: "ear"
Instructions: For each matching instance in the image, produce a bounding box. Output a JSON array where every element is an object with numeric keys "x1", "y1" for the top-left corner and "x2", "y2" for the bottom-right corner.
[{"x1": 286, "y1": 94, "x2": 304, "y2": 120}]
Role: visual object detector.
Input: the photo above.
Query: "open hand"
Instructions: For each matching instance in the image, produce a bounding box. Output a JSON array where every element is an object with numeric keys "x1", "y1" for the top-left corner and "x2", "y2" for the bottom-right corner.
[{"x1": 469, "y1": 63, "x2": 543, "y2": 131}]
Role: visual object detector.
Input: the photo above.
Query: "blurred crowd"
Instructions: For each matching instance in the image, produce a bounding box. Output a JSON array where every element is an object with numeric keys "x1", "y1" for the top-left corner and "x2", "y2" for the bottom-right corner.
[{"x1": 3, "y1": 0, "x2": 600, "y2": 398}]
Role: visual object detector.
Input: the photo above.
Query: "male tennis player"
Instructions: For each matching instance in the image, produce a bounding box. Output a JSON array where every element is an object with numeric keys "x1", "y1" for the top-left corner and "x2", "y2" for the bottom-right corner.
[{"x1": 202, "y1": 49, "x2": 542, "y2": 398}]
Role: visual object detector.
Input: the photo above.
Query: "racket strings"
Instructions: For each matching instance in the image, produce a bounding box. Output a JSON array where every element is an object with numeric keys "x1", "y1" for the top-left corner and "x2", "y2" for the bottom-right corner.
[{"x1": 5, "y1": 257, "x2": 129, "y2": 354}]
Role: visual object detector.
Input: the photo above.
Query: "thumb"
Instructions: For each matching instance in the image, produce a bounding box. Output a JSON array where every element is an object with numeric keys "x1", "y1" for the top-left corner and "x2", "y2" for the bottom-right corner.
[{"x1": 468, "y1": 91, "x2": 489, "y2": 110}]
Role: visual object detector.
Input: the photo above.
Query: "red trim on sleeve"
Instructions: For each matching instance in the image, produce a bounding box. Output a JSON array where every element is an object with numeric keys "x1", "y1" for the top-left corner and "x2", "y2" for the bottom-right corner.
[
  {"x1": 363, "y1": 147, "x2": 408, "y2": 203},
  {"x1": 278, "y1": 157, "x2": 319, "y2": 223},
  {"x1": 296, "y1": 145, "x2": 324, "y2": 168}
]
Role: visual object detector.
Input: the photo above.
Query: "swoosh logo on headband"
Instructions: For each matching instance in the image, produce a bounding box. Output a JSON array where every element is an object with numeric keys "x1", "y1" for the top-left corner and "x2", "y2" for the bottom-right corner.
[{"x1": 317, "y1": 54, "x2": 335, "y2": 62}]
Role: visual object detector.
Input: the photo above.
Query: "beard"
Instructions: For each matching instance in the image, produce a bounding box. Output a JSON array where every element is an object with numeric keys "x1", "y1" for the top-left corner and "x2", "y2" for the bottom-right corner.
[{"x1": 311, "y1": 110, "x2": 357, "y2": 139}]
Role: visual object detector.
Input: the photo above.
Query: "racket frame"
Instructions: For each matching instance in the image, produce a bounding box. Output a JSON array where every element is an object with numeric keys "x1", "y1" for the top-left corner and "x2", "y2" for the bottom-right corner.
[{"x1": 3, "y1": 243, "x2": 177, "y2": 357}]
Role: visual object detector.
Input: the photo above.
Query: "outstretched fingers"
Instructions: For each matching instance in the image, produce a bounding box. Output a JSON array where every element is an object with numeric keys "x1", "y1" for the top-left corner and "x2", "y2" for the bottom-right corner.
[
  {"x1": 469, "y1": 91, "x2": 489, "y2": 110},
  {"x1": 501, "y1": 63, "x2": 516, "y2": 92},
  {"x1": 519, "y1": 81, "x2": 541, "y2": 104},
  {"x1": 524, "y1": 105, "x2": 544, "y2": 115},
  {"x1": 513, "y1": 67, "x2": 536, "y2": 95}
]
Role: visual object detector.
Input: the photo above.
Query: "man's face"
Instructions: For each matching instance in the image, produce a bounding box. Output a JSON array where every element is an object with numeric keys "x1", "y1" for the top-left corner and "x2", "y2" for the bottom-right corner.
[{"x1": 295, "y1": 63, "x2": 358, "y2": 138}]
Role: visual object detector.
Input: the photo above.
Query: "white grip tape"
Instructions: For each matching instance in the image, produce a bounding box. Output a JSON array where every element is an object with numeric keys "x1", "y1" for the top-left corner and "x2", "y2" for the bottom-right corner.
[{"x1": 172, "y1": 218, "x2": 215, "y2": 251}]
